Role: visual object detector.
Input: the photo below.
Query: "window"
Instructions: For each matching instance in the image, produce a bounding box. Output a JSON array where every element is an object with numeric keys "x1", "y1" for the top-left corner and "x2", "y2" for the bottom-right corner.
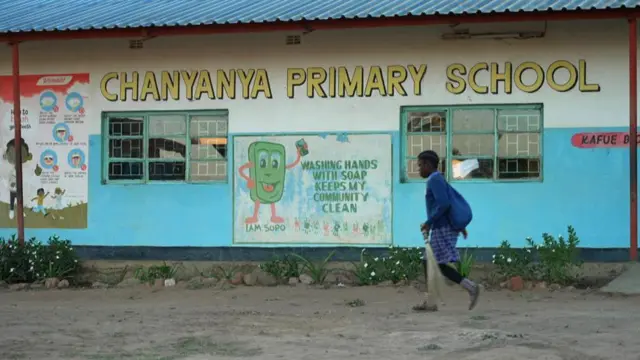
[
  {"x1": 103, "y1": 110, "x2": 228, "y2": 183},
  {"x1": 401, "y1": 105, "x2": 542, "y2": 182}
]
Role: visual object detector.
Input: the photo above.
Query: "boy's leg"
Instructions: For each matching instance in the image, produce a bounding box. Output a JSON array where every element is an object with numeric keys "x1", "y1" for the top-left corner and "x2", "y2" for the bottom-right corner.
[{"x1": 438, "y1": 264, "x2": 480, "y2": 310}]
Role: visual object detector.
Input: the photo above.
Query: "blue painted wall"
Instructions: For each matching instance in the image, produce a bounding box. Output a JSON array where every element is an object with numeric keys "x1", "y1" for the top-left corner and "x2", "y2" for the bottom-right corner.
[{"x1": 0, "y1": 127, "x2": 631, "y2": 249}]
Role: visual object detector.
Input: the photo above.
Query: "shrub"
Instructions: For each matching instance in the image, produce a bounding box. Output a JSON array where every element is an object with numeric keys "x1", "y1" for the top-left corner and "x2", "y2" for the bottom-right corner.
[
  {"x1": 259, "y1": 255, "x2": 301, "y2": 283},
  {"x1": 259, "y1": 257, "x2": 286, "y2": 282},
  {"x1": 350, "y1": 249, "x2": 383, "y2": 285},
  {"x1": 350, "y1": 246, "x2": 424, "y2": 285},
  {"x1": 281, "y1": 254, "x2": 301, "y2": 278},
  {"x1": 530, "y1": 225, "x2": 582, "y2": 285},
  {"x1": 493, "y1": 226, "x2": 583, "y2": 285},
  {"x1": 381, "y1": 246, "x2": 424, "y2": 283},
  {"x1": 492, "y1": 240, "x2": 535, "y2": 279},
  {"x1": 0, "y1": 234, "x2": 80, "y2": 283},
  {"x1": 134, "y1": 262, "x2": 177, "y2": 284},
  {"x1": 291, "y1": 250, "x2": 335, "y2": 285}
]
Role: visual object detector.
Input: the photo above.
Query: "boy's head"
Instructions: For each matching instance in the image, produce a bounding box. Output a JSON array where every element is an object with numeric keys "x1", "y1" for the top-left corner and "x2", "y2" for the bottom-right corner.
[
  {"x1": 417, "y1": 150, "x2": 439, "y2": 178},
  {"x1": 54, "y1": 187, "x2": 62, "y2": 194},
  {"x1": 3, "y1": 138, "x2": 32, "y2": 165},
  {"x1": 37, "y1": 188, "x2": 44, "y2": 196}
]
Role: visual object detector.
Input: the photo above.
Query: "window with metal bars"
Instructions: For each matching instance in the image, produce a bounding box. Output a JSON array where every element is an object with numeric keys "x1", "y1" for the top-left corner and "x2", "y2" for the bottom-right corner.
[
  {"x1": 102, "y1": 110, "x2": 228, "y2": 184},
  {"x1": 401, "y1": 104, "x2": 542, "y2": 182}
]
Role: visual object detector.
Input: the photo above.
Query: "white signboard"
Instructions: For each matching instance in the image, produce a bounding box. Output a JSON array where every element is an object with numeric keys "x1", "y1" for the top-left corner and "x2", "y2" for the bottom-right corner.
[{"x1": 233, "y1": 133, "x2": 392, "y2": 244}]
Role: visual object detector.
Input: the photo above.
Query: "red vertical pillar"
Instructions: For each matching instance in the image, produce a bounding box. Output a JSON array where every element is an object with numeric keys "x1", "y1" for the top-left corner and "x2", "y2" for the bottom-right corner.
[
  {"x1": 629, "y1": 18, "x2": 638, "y2": 261},
  {"x1": 11, "y1": 42, "x2": 25, "y2": 245}
]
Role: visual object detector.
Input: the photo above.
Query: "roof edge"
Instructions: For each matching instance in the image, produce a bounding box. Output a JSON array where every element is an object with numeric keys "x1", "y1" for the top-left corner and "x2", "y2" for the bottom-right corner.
[{"x1": 1, "y1": 8, "x2": 637, "y2": 43}]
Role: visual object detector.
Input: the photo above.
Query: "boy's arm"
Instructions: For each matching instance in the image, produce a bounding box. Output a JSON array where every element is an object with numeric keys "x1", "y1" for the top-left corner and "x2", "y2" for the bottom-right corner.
[{"x1": 425, "y1": 175, "x2": 451, "y2": 226}]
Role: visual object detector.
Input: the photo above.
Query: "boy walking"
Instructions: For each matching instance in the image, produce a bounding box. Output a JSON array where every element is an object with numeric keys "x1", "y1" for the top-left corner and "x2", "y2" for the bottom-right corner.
[{"x1": 418, "y1": 150, "x2": 480, "y2": 310}]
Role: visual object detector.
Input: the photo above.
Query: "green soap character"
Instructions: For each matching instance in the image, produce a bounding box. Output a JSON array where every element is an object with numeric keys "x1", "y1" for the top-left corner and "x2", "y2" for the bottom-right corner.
[{"x1": 239, "y1": 141, "x2": 303, "y2": 224}]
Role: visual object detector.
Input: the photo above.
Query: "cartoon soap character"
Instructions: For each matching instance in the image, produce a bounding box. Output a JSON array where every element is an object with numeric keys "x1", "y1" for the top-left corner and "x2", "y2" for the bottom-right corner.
[
  {"x1": 238, "y1": 141, "x2": 305, "y2": 224},
  {"x1": 3, "y1": 138, "x2": 33, "y2": 219},
  {"x1": 31, "y1": 188, "x2": 49, "y2": 217}
]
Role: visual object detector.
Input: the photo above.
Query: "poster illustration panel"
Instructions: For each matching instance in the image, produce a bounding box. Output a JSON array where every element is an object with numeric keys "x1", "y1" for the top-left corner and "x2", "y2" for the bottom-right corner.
[
  {"x1": 0, "y1": 74, "x2": 89, "y2": 228},
  {"x1": 233, "y1": 133, "x2": 392, "y2": 244}
]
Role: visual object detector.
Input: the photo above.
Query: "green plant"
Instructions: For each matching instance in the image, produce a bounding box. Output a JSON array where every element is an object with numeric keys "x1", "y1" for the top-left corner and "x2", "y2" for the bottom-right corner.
[
  {"x1": 40, "y1": 235, "x2": 81, "y2": 279},
  {"x1": 134, "y1": 262, "x2": 177, "y2": 283},
  {"x1": 382, "y1": 246, "x2": 424, "y2": 283},
  {"x1": 290, "y1": 250, "x2": 335, "y2": 285},
  {"x1": 0, "y1": 234, "x2": 80, "y2": 283},
  {"x1": 281, "y1": 254, "x2": 301, "y2": 278},
  {"x1": 214, "y1": 265, "x2": 239, "y2": 280},
  {"x1": 350, "y1": 249, "x2": 382, "y2": 285},
  {"x1": 529, "y1": 225, "x2": 582, "y2": 285},
  {"x1": 492, "y1": 240, "x2": 535, "y2": 279},
  {"x1": 259, "y1": 257, "x2": 286, "y2": 282},
  {"x1": 456, "y1": 248, "x2": 475, "y2": 278}
]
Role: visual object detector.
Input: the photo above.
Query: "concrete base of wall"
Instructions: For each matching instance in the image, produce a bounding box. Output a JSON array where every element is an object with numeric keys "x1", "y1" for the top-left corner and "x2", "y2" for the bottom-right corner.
[{"x1": 74, "y1": 246, "x2": 639, "y2": 263}]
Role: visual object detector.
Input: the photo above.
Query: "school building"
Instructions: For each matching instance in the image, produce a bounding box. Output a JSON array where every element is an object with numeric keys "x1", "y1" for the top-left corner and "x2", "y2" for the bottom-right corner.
[{"x1": 0, "y1": 1, "x2": 639, "y2": 262}]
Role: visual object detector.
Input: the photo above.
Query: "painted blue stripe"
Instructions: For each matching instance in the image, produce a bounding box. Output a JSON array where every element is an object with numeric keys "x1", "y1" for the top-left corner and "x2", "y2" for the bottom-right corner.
[{"x1": 0, "y1": 126, "x2": 634, "y2": 250}]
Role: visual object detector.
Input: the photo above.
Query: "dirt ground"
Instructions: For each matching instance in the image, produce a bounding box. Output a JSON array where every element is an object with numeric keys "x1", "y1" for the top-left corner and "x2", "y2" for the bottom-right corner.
[{"x1": 0, "y1": 284, "x2": 638, "y2": 360}]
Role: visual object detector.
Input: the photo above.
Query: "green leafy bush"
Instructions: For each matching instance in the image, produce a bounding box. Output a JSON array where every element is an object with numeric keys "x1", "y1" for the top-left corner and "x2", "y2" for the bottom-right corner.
[
  {"x1": 493, "y1": 226, "x2": 583, "y2": 284},
  {"x1": 381, "y1": 246, "x2": 424, "y2": 283},
  {"x1": 350, "y1": 246, "x2": 424, "y2": 285},
  {"x1": 492, "y1": 240, "x2": 535, "y2": 279},
  {"x1": 0, "y1": 234, "x2": 80, "y2": 283},
  {"x1": 134, "y1": 262, "x2": 177, "y2": 283},
  {"x1": 530, "y1": 226, "x2": 582, "y2": 284},
  {"x1": 350, "y1": 249, "x2": 382, "y2": 285},
  {"x1": 259, "y1": 254, "x2": 301, "y2": 283},
  {"x1": 259, "y1": 257, "x2": 286, "y2": 283}
]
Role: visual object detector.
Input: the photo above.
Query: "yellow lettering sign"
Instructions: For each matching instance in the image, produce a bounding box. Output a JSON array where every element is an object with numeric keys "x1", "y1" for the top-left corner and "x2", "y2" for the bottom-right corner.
[
  {"x1": 98, "y1": 61, "x2": 599, "y2": 101},
  {"x1": 446, "y1": 60, "x2": 600, "y2": 95},
  {"x1": 99, "y1": 69, "x2": 272, "y2": 101},
  {"x1": 286, "y1": 65, "x2": 425, "y2": 99}
]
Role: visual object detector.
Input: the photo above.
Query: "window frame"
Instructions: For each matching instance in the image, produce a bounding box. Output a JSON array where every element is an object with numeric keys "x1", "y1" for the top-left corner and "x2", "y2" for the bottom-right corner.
[
  {"x1": 400, "y1": 103, "x2": 543, "y2": 183},
  {"x1": 101, "y1": 109, "x2": 229, "y2": 185}
]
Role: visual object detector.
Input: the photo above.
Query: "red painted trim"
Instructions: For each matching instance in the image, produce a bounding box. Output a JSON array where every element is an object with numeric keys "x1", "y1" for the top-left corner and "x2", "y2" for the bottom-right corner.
[
  {"x1": 11, "y1": 43, "x2": 25, "y2": 245},
  {"x1": 0, "y1": 9, "x2": 639, "y2": 42},
  {"x1": 570, "y1": 132, "x2": 638, "y2": 148},
  {"x1": 629, "y1": 18, "x2": 638, "y2": 261}
]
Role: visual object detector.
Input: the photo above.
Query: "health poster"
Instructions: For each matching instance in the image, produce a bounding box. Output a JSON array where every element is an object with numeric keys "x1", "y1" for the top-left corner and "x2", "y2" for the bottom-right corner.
[
  {"x1": 233, "y1": 133, "x2": 392, "y2": 245},
  {"x1": 0, "y1": 74, "x2": 89, "y2": 228}
]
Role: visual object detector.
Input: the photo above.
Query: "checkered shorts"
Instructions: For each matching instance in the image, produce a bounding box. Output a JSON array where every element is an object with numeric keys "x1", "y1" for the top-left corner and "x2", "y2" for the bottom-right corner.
[{"x1": 429, "y1": 225, "x2": 460, "y2": 264}]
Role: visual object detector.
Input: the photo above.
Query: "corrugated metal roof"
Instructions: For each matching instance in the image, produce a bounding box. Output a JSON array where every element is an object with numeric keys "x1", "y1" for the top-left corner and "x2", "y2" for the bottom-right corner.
[{"x1": 0, "y1": 0, "x2": 639, "y2": 33}]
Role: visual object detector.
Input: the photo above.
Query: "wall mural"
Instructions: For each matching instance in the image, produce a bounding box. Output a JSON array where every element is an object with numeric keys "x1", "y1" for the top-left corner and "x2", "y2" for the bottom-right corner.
[
  {"x1": 233, "y1": 133, "x2": 392, "y2": 245},
  {"x1": 0, "y1": 74, "x2": 89, "y2": 228}
]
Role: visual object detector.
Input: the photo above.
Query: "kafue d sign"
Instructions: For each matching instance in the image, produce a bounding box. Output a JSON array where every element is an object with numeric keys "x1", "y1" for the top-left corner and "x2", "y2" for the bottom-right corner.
[{"x1": 571, "y1": 132, "x2": 640, "y2": 149}]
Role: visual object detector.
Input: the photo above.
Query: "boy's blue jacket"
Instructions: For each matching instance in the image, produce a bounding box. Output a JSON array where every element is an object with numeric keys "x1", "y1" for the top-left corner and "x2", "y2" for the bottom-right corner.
[{"x1": 425, "y1": 171, "x2": 473, "y2": 230}]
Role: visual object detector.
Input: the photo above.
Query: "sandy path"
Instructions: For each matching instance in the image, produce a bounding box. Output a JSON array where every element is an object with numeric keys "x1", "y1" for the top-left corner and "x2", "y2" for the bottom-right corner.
[{"x1": 0, "y1": 285, "x2": 637, "y2": 359}]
